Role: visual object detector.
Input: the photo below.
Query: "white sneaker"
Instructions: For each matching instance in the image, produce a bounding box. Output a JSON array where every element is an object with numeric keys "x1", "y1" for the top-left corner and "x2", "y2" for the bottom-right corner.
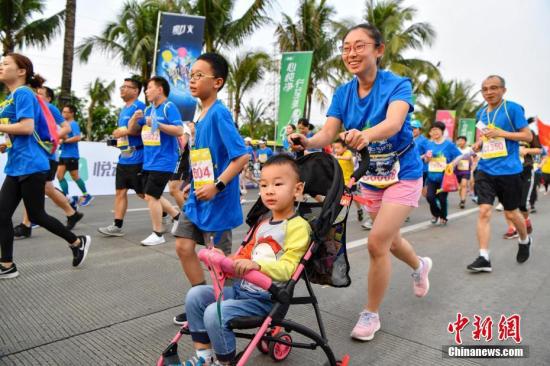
[
  {"x1": 141, "y1": 232, "x2": 166, "y2": 246},
  {"x1": 495, "y1": 203, "x2": 504, "y2": 211},
  {"x1": 361, "y1": 218, "x2": 373, "y2": 230}
]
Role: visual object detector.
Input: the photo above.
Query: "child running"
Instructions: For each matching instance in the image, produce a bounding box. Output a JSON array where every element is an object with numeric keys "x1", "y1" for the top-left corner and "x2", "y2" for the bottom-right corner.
[{"x1": 182, "y1": 154, "x2": 311, "y2": 365}]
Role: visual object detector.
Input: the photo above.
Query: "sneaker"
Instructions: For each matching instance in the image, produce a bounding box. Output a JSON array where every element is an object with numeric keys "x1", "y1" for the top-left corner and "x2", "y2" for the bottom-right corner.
[
  {"x1": 350, "y1": 311, "x2": 380, "y2": 341},
  {"x1": 30, "y1": 223, "x2": 40, "y2": 229},
  {"x1": 516, "y1": 236, "x2": 532, "y2": 263},
  {"x1": 66, "y1": 211, "x2": 84, "y2": 230},
  {"x1": 357, "y1": 209, "x2": 364, "y2": 222},
  {"x1": 71, "y1": 235, "x2": 91, "y2": 267},
  {"x1": 503, "y1": 228, "x2": 519, "y2": 239},
  {"x1": 171, "y1": 220, "x2": 180, "y2": 236},
  {"x1": 529, "y1": 207, "x2": 537, "y2": 214},
  {"x1": 69, "y1": 196, "x2": 79, "y2": 211},
  {"x1": 525, "y1": 219, "x2": 533, "y2": 234},
  {"x1": 459, "y1": 200, "x2": 465, "y2": 209},
  {"x1": 361, "y1": 218, "x2": 373, "y2": 230},
  {"x1": 467, "y1": 256, "x2": 492, "y2": 272},
  {"x1": 495, "y1": 203, "x2": 504, "y2": 211},
  {"x1": 412, "y1": 257, "x2": 432, "y2": 297},
  {"x1": 471, "y1": 196, "x2": 478, "y2": 204},
  {"x1": 141, "y1": 232, "x2": 166, "y2": 246},
  {"x1": 184, "y1": 355, "x2": 212, "y2": 366},
  {"x1": 0, "y1": 263, "x2": 19, "y2": 279},
  {"x1": 430, "y1": 217, "x2": 439, "y2": 225},
  {"x1": 98, "y1": 224, "x2": 125, "y2": 237},
  {"x1": 173, "y1": 312, "x2": 187, "y2": 326},
  {"x1": 13, "y1": 223, "x2": 31, "y2": 240},
  {"x1": 79, "y1": 194, "x2": 94, "y2": 207}
]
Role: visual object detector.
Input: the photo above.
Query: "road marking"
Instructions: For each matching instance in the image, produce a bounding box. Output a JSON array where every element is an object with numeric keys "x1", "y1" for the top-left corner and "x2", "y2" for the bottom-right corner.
[
  {"x1": 347, "y1": 207, "x2": 479, "y2": 250},
  {"x1": 113, "y1": 206, "x2": 179, "y2": 213}
]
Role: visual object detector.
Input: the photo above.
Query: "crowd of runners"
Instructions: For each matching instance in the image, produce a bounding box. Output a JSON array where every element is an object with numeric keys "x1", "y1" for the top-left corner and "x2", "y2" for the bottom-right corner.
[{"x1": 0, "y1": 22, "x2": 546, "y2": 366}]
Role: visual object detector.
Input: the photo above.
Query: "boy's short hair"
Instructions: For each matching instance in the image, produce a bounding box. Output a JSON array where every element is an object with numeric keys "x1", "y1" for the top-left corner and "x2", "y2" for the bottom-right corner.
[
  {"x1": 125, "y1": 77, "x2": 142, "y2": 93},
  {"x1": 262, "y1": 154, "x2": 300, "y2": 181},
  {"x1": 333, "y1": 138, "x2": 346, "y2": 147},
  {"x1": 430, "y1": 121, "x2": 446, "y2": 132},
  {"x1": 147, "y1": 76, "x2": 170, "y2": 97},
  {"x1": 456, "y1": 135, "x2": 467, "y2": 141},
  {"x1": 63, "y1": 104, "x2": 77, "y2": 115},
  {"x1": 297, "y1": 118, "x2": 309, "y2": 128},
  {"x1": 197, "y1": 52, "x2": 229, "y2": 91},
  {"x1": 42, "y1": 86, "x2": 55, "y2": 101}
]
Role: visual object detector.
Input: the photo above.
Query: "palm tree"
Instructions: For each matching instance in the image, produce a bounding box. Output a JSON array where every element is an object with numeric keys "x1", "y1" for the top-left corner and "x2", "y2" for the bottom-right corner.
[
  {"x1": 415, "y1": 79, "x2": 482, "y2": 132},
  {"x1": 363, "y1": 0, "x2": 440, "y2": 96},
  {"x1": 275, "y1": 0, "x2": 340, "y2": 119},
  {"x1": 60, "y1": 0, "x2": 77, "y2": 105},
  {"x1": 240, "y1": 98, "x2": 272, "y2": 138},
  {"x1": 227, "y1": 51, "x2": 272, "y2": 124},
  {"x1": 86, "y1": 78, "x2": 115, "y2": 140},
  {"x1": 0, "y1": 0, "x2": 65, "y2": 56}
]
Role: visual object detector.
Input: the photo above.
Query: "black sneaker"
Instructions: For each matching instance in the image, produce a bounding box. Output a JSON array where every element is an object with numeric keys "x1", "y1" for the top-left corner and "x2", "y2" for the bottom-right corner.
[
  {"x1": 459, "y1": 200, "x2": 465, "y2": 209},
  {"x1": 173, "y1": 312, "x2": 187, "y2": 326},
  {"x1": 71, "y1": 235, "x2": 91, "y2": 267},
  {"x1": 516, "y1": 237, "x2": 532, "y2": 263},
  {"x1": 13, "y1": 224, "x2": 31, "y2": 240},
  {"x1": 0, "y1": 263, "x2": 19, "y2": 279},
  {"x1": 357, "y1": 209, "x2": 364, "y2": 222},
  {"x1": 66, "y1": 212, "x2": 84, "y2": 230},
  {"x1": 467, "y1": 256, "x2": 492, "y2": 272}
]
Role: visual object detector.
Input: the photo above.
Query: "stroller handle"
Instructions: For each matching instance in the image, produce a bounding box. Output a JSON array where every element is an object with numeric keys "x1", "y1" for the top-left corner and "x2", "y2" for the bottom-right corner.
[
  {"x1": 350, "y1": 148, "x2": 370, "y2": 184},
  {"x1": 198, "y1": 249, "x2": 273, "y2": 291}
]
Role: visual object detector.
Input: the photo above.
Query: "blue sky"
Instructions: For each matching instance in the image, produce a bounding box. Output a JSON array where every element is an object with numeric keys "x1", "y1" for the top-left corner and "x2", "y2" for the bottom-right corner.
[{"x1": 19, "y1": 0, "x2": 550, "y2": 123}]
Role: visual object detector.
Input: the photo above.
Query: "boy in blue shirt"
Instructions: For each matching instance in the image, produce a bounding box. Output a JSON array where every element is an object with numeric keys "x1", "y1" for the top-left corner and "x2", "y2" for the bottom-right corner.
[
  {"x1": 256, "y1": 140, "x2": 273, "y2": 167},
  {"x1": 56, "y1": 105, "x2": 93, "y2": 206},
  {"x1": 467, "y1": 75, "x2": 534, "y2": 272},
  {"x1": 172, "y1": 53, "x2": 249, "y2": 325},
  {"x1": 129, "y1": 76, "x2": 183, "y2": 246}
]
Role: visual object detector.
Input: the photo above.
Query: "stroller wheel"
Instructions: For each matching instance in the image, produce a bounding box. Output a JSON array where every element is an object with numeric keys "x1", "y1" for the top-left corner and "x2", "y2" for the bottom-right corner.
[
  {"x1": 257, "y1": 338, "x2": 270, "y2": 354},
  {"x1": 268, "y1": 332, "x2": 292, "y2": 362}
]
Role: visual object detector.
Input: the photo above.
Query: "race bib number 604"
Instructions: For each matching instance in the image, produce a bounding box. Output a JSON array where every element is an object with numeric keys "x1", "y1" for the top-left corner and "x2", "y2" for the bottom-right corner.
[{"x1": 191, "y1": 148, "x2": 215, "y2": 189}]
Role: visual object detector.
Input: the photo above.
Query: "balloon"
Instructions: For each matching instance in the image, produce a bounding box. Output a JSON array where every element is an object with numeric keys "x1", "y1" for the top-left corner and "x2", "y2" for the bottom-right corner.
[
  {"x1": 161, "y1": 50, "x2": 173, "y2": 62},
  {"x1": 177, "y1": 47, "x2": 187, "y2": 58}
]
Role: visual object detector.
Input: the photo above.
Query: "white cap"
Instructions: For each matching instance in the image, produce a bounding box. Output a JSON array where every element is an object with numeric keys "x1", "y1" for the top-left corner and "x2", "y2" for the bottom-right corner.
[
  {"x1": 259, "y1": 139, "x2": 266, "y2": 144},
  {"x1": 244, "y1": 137, "x2": 252, "y2": 142}
]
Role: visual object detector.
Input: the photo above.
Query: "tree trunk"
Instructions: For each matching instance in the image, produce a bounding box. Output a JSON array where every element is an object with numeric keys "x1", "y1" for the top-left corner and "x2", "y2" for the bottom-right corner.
[
  {"x1": 87, "y1": 101, "x2": 95, "y2": 141},
  {"x1": 60, "y1": 0, "x2": 76, "y2": 105},
  {"x1": 234, "y1": 92, "x2": 241, "y2": 125}
]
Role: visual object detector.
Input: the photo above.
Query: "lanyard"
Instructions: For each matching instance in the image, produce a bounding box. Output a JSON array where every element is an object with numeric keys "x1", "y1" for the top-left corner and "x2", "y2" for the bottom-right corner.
[{"x1": 484, "y1": 100, "x2": 505, "y2": 127}]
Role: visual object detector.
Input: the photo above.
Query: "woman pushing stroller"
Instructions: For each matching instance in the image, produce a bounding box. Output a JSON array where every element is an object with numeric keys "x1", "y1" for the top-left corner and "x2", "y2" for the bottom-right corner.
[{"x1": 182, "y1": 154, "x2": 311, "y2": 365}]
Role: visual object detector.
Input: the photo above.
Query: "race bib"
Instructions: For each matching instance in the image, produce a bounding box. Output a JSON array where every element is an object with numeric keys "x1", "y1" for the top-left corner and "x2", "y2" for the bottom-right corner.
[
  {"x1": 141, "y1": 125, "x2": 160, "y2": 146},
  {"x1": 0, "y1": 118, "x2": 11, "y2": 149},
  {"x1": 481, "y1": 137, "x2": 508, "y2": 159},
  {"x1": 361, "y1": 153, "x2": 400, "y2": 188},
  {"x1": 191, "y1": 148, "x2": 215, "y2": 189},
  {"x1": 428, "y1": 156, "x2": 447, "y2": 173},
  {"x1": 457, "y1": 159, "x2": 470, "y2": 171},
  {"x1": 116, "y1": 127, "x2": 129, "y2": 148},
  {"x1": 259, "y1": 153, "x2": 268, "y2": 163}
]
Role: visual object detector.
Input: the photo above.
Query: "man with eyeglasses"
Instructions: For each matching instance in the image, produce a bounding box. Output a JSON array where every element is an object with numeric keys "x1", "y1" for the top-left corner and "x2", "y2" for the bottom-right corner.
[
  {"x1": 467, "y1": 75, "x2": 534, "y2": 273},
  {"x1": 98, "y1": 77, "x2": 146, "y2": 237}
]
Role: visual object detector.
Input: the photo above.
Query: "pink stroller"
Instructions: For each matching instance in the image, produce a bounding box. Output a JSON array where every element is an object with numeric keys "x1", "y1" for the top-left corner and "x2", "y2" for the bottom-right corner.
[{"x1": 158, "y1": 151, "x2": 369, "y2": 366}]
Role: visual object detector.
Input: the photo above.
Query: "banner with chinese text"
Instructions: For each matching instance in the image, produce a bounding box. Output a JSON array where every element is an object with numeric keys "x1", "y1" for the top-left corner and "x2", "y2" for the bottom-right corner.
[
  {"x1": 436, "y1": 110, "x2": 457, "y2": 140},
  {"x1": 276, "y1": 51, "x2": 313, "y2": 145},
  {"x1": 458, "y1": 118, "x2": 476, "y2": 145},
  {"x1": 153, "y1": 13, "x2": 205, "y2": 122}
]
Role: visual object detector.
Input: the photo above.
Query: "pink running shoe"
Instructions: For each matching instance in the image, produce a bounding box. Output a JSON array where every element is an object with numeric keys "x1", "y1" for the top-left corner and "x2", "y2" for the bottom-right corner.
[
  {"x1": 412, "y1": 257, "x2": 432, "y2": 297},
  {"x1": 350, "y1": 311, "x2": 380, "y2": 341}
]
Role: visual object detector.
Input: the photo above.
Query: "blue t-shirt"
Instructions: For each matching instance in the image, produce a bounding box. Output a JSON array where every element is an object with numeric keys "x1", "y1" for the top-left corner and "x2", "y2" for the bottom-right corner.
[
  {"x1": 256, "y1": 147, "x2": 273, "y2": 163},
  {"x1": 140, "y1": 100, "x2": 183, "y2": 172},
  {"x1": 47, "y1": 103, "x2": 65, "y2": 161},
  {"x1": 414, "y1": 134, "x2": 429, "y2": 173},
  {"x1": 0, "y1": 87, "x2": 49, "y2": 176},
  {"x1": 326, "y1": 70, "x2": 422, "y2": 187},
  {"x1": 245, "y1": 145, "x2": 255, "y2": 162},
  {"x1": 118, "y1": 100, "x2": 146, "y2": 165},
  {"x1": 425, "y1": 139, "x2": 461, "y2": 183},
  {"x1": 476, "y1": 100, "x2": 528, "y2": 176},
  {"x1": 184, "y1": 100, "x2": 248, "y2": 232},
  {"x1": 60, "y1": 121, "x2": 81, "y2": 159}
]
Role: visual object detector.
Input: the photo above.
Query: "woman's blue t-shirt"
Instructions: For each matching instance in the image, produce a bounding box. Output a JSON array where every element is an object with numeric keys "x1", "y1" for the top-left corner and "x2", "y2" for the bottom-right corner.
[
  {"x1": 425, "y1": 139, "x2": 461, "y2": 183},
  {"x1": 326, "y1": 70, "x2": 422, "y2": 187},
  {"x1": 184, "y1": 100, "x2": 248, "y2": 232},
  {"x1": 0, "y1": 87, "x2": 49, "y2": 176}
]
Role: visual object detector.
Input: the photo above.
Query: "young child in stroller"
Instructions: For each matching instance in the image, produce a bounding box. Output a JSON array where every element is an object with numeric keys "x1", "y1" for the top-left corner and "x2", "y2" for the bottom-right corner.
[{"x1": 183, "y1": 154, "x2": 311, "y2": 365}]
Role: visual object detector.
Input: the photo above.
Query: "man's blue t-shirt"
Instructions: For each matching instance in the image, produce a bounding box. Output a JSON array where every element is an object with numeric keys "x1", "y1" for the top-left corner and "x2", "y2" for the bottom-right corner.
[
  {"x1": 60, "y1": 121, "x2": 81, "y2": 159},
  {"x1": 256, "y1": 147, "x2": 273, "y2": 163},
  {"x1": 184, "y1": 100, "x2": 248, "y2": 232},
  {"x1": 476, "y1": 100, "x2": 528, "y2": 176},
  {"x1": 414, "y1": 134, "x2": 429, "y2": 173},
  {"x1": 118, "y1": 100, "x2": 146, "y2": 165},
  {"x1": 0, "y1": 87, "x2": 50, "y2": 176},
  {"x1": 425, "y1": 139, "x2": 461, "y2": 183},
  {"x1": 245, "y1": 145, "x2": 255, "y2": 162},
  {"x1": 46, "y1": 103, "x2": 65, "y2": 161},
  {"x1": 140, "y1": 100, "x2": 183, "y2": 172},
  {"x1": 326, "y1": 70, "x2": 422, "y2": 187}
]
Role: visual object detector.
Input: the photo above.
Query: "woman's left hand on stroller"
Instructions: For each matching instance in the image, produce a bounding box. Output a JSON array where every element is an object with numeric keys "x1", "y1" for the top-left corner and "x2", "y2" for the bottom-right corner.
[{"x1": 233, "y1": 259, "x2": 260, "y2": 277}]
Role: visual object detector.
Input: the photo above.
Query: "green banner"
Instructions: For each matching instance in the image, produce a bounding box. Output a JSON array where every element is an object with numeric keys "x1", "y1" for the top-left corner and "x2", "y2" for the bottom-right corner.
[
  {"x1": 458, "y1": 118, "x2": 476, "y2": 145},
  {"x1": 276, "y1": 51, "x2": 313, "y2": 145}
]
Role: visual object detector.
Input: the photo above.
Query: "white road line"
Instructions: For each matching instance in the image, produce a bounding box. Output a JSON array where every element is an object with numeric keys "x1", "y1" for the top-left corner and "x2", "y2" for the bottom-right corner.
[
  {"x1": 347, "y1": 207, "x2": 479, "y2": 250},
  {"x1": 112, "y1": 206, "x2": 179, "y2": 213}
]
